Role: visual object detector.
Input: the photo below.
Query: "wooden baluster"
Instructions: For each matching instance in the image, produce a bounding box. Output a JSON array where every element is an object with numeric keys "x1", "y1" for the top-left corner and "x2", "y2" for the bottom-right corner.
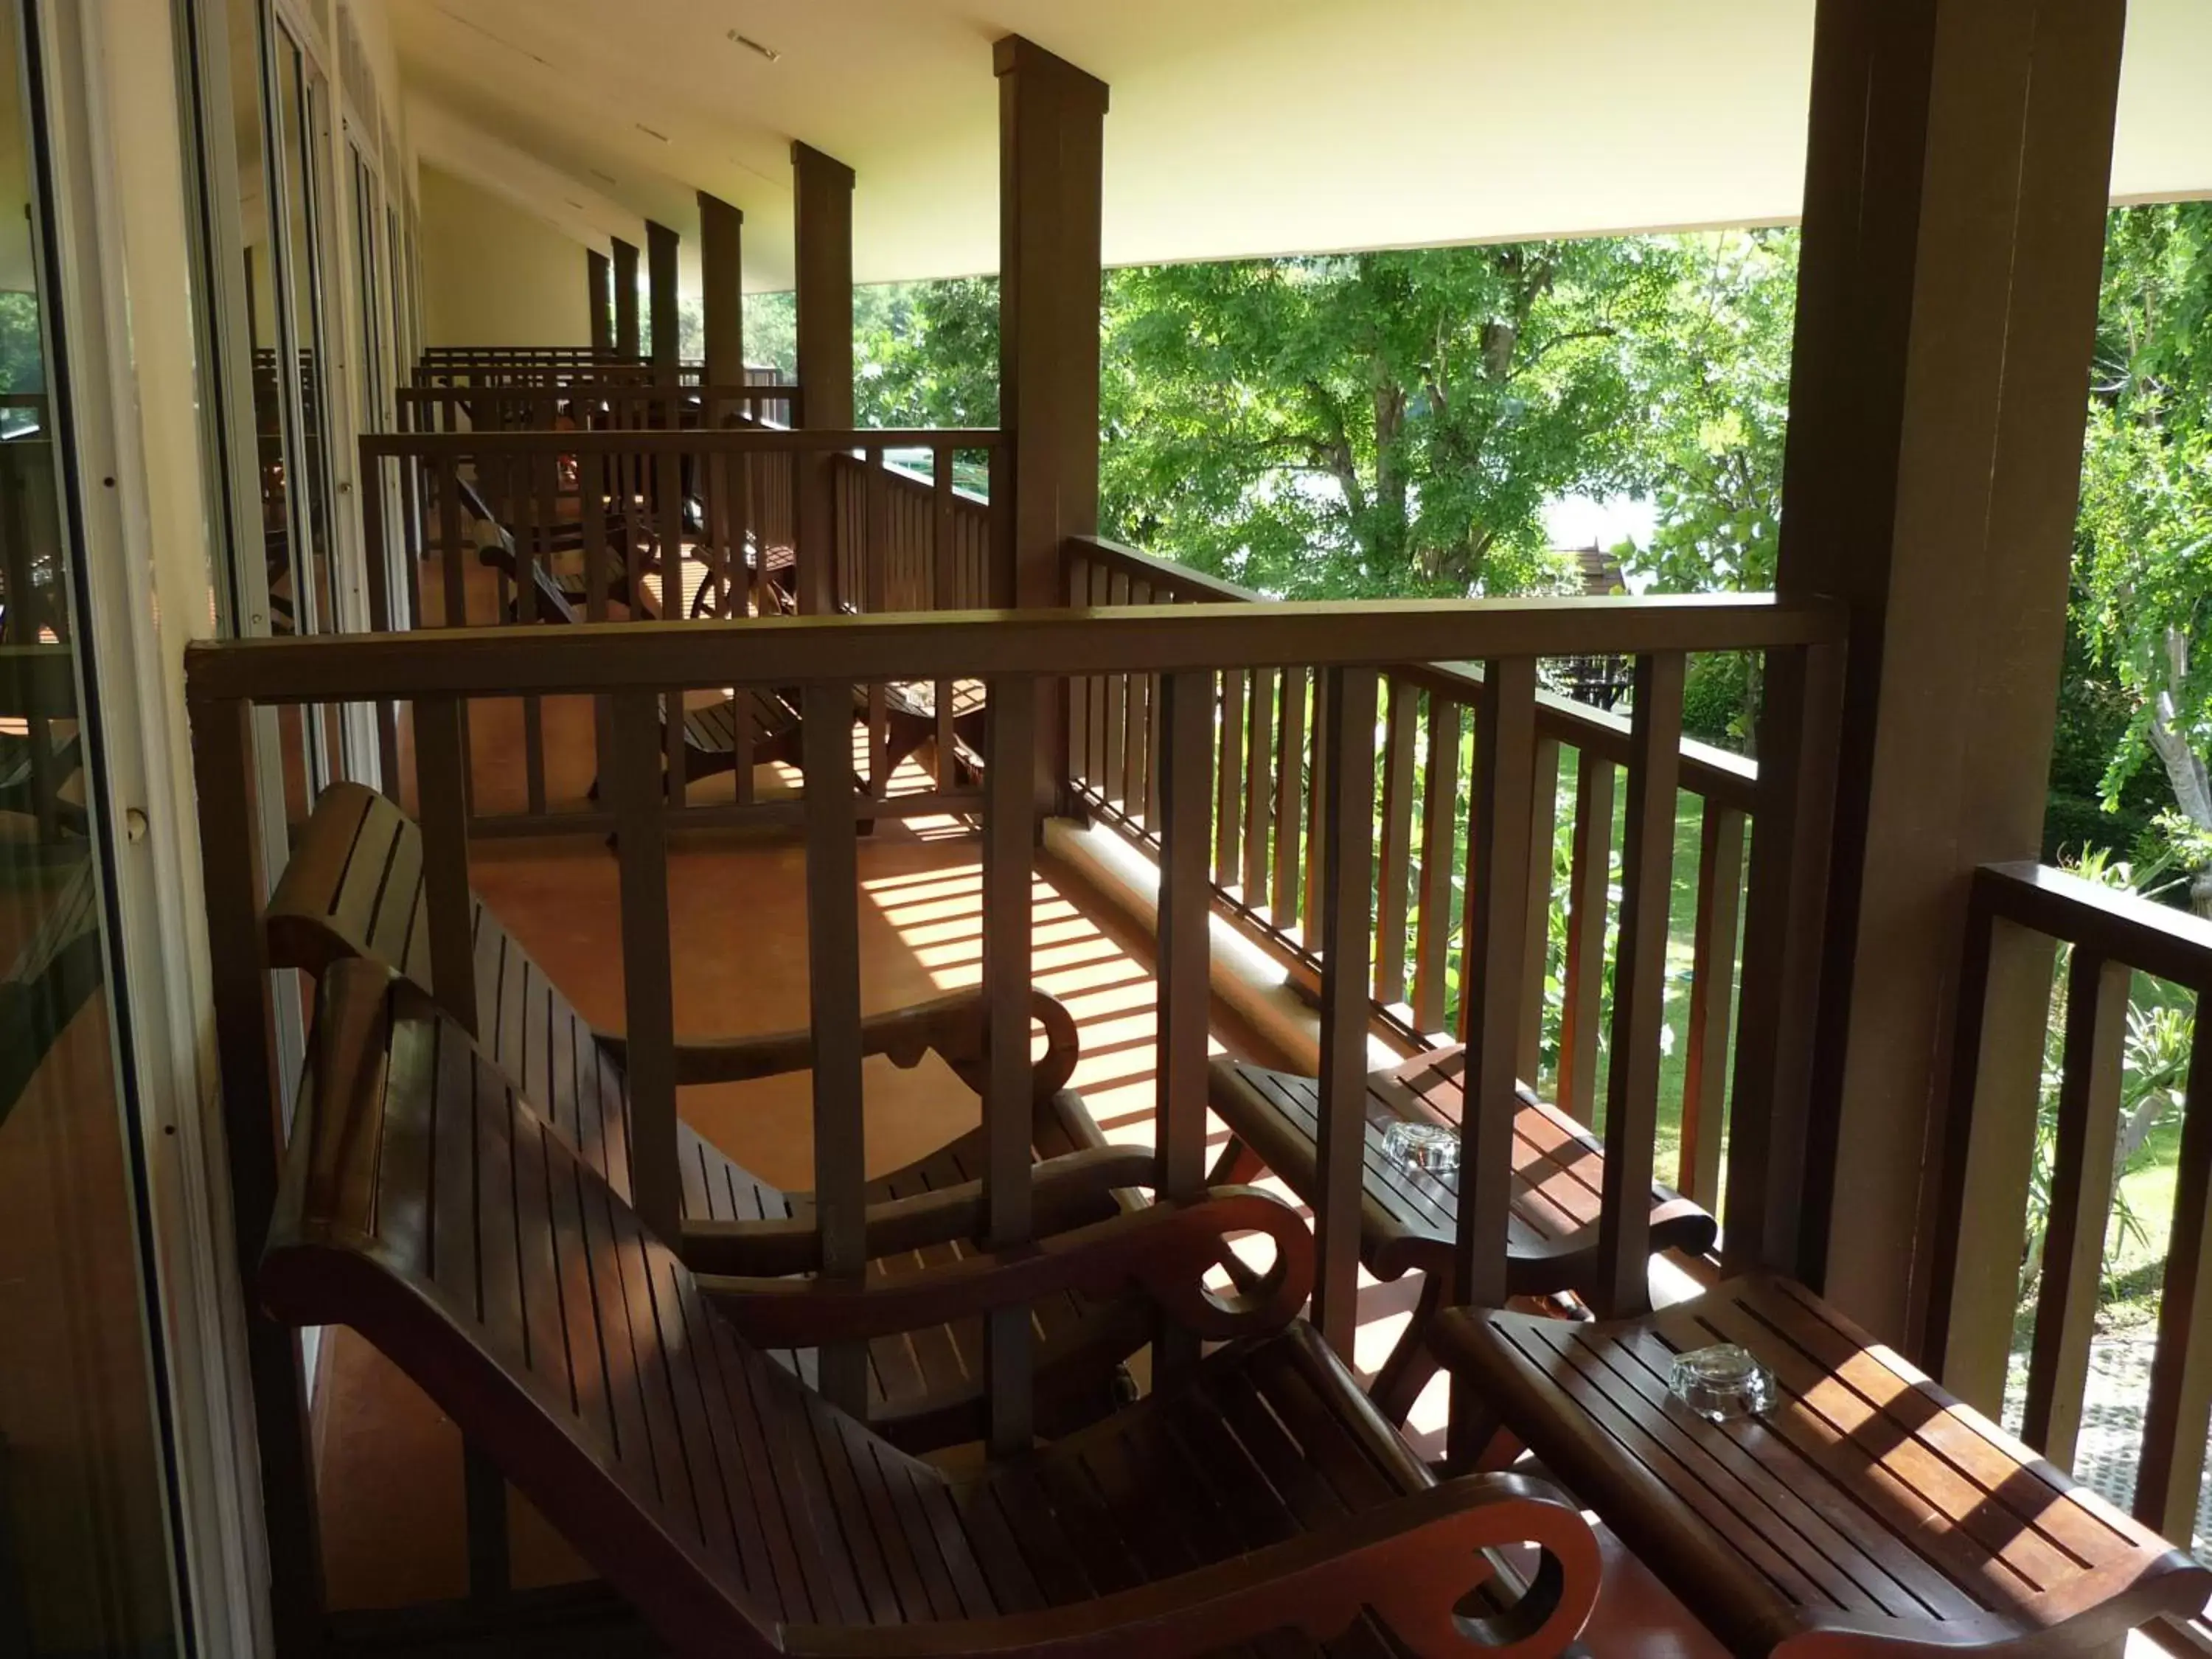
[
  {"x1": 983, "y1": 673, "x2": 1037, "y2": 1453},
  {"x1": 1217, "y1": 669, "x2": 1245, "y2": 888},
  {"x1": 2022, "y1": 946, "x2": 2130, "y2": 1469},
  {"x1": 189, "y1": 693, "x2": 324, "y2": 1651},
  {"x1": 1102, "y1": 571, "x2": 1129, "y2": 811},
  {"x1": 801, "y1": 681, "x2": 868, "y2": 1415},
  {"x1": 518, "y1": 452, "x2": 547, "y2": 819},
  {"x1": 1447, "y1": 656, "x2": 1538, "y2": 1470},
  {"x1": 1145, "y1": 597, "x2": 1166, "y2": 832},
  {"x1": 436, "y1": 453, "x2": 466, "y2": 630},
  {"x1": 1679, "y1": 800, "x2": 1747, "y2": 1207},
  {"x1": 2135, "y1": 1006, "x2": 2212, "y2": 1539},
  {"x1": 1242, "y1": 667, "x2": 1274, "y2": 902},
  {"x1": 1302, "y1": 671, "x2": 1327, "y2": 942},
  {"x1": 1374, "y1": 677, "x2": 1419, "y2": 1007},
  {"x1": 1065, "y1": 554, "x2": 1091, "y2": 791},
  {"x1": 935, "y1": 445, "x2": 957, "y2": 784},
  {"x1": 1271, "y1": 667, "x2": 1306, "y2": 922},
  {"x1": 1087, "y1": 560, "x2": 1111, "y2": 799},
  {"x1": 1124, "y1": 581, "x2": 1152, "y2": 830},
  {"x1": 1315, "y1": 667, "x2": 1380, "y2": 1359},
  {"x1": 1412, "y1": 693, "x2": 1460, "y2": 1035},
  {"x1": 1155, "y1": 670, "x2": 1213, "y2": 1382},
  {"x1": 580, "y1": 453, "x2": 619, "y2": 817},
  {"x1": 1558, "y1": 748, "x2": 1615, "y2": 1124},
  {"x1": 863, "y1": 448, "x2": 889, "y2": 799},
  {"x1": 359, "y1": 446, "x2": 398, "y2": 783},
  {"x1": 1724, "y1": 640, "x2": 1844, "y2": 1279},
  {"x1": 416, "y1": 693, "x2": 511, "y2": 1600},
  {"x1": 1596, "y1": 653, "x2": 1684, "y2": 1319},
  {"x1": 607, "y1": 691, "x2": 678, "y2": 1245},
  {"x1": 987, "y1": 445, "x2": 1013, "y2": 608},
  {"x1": 1518, "y1": 737, "x2": 1560, "y2": 1088}
]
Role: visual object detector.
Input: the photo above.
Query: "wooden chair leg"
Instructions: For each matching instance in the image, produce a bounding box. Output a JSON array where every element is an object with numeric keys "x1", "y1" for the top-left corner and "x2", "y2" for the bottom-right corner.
[
  {"x1": 1207, "y1": 1135, "x2": 1265, "y2": 1185},
  {"x1": 1371, "y1": 1272, "x2": 1445, "y2": 1425}
]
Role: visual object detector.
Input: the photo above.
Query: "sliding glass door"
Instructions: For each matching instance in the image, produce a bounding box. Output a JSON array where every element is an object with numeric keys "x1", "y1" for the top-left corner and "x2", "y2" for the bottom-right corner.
[{"x1": 0, "y1": 0, "x2": 186, "y2": 1651}]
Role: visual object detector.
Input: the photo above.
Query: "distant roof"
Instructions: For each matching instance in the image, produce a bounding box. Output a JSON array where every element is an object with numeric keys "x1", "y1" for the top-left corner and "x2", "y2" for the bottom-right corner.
[{"x1": 394, "y1": 0, "x2": 2212, "y2": 291}]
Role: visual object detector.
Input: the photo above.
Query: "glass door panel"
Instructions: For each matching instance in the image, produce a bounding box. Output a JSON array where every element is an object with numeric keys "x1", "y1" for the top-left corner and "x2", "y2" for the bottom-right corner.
[{"x1": 0, "y1": 1, "x2": 184, "y2": 1652}]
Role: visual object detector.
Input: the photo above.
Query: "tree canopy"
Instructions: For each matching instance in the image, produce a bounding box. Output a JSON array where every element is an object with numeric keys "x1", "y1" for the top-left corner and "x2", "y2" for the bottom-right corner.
[
  {"x1": 2072, "y1": 203, "x2": 2212, "y2": 908},
  {"x1": 751, "y1": 205, "x2": 2212, "y2": 895}
]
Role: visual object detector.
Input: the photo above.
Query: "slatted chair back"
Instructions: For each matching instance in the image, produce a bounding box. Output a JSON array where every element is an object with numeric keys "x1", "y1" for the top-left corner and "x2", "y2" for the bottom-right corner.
[
  {"x1": 263, "y1": 962, "x2": 928, "y2": 1653},
  {"x1": 268, "y1": 780, "x2": 639, "y2": 1194}
]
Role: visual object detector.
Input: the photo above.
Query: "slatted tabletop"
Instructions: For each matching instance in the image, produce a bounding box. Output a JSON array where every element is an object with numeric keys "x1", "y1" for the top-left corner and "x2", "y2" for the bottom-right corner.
[
  {"x1": 1214, "y1": 1046, "x2": 1715, "y2": 1291},
  {"x1": 1438, "y1": 1274, "x2": 2212, "y2": 1657}
]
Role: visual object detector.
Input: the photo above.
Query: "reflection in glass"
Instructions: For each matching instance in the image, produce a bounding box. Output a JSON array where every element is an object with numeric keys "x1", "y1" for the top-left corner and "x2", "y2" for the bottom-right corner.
[{"x1": 0, "y1": 4, "x2": 182, "y2": 1655}]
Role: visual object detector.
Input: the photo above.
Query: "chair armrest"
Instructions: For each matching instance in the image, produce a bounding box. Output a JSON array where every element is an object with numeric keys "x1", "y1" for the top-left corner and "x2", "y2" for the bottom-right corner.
[
  {"x1": 678, "y1": 1141, "x2": 1155, "y2": 1277},
  {"x1": 597, "y1": 986, "x2": 1079, "y2": 1099},
  {"x1": 700, "y1": 1186, "x2": 1315, "y2": 1348},
  {"x1": 780, "y1": 1470, "x2": 1600, "y2": 1659}
]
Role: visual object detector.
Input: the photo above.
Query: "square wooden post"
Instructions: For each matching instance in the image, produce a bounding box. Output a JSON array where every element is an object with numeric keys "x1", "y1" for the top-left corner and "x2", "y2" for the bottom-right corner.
[
  {"x1": 611, "y1": 236, "x2": 640, "y2": 358},
  {"x1": 699, "y1": 192, "x2": 745, "y2": 388},
  {"x1": 997, "y1": 33, "x2": 1107, "y2": 814},
  {"x1": 792, "y1": 142, "x2": 853, "y2": 614},
  {"x1": 1768, "y1": 0, "x2": 2126, "y2": 1347},
  {"x1": 587, "y1": 248, "x2": 613, "y2": 355},
  {"x1": 647, "y1": 219, "x2": 680, "y2": 380}
]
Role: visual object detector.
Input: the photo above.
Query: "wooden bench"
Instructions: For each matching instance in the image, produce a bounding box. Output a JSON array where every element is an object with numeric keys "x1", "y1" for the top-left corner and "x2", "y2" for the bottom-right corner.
[
  {"x1": 1430, "y1": 1274, "x2": 2211, "y2": 1657},
  {"x1": 265, "y1": 781, "x2": 1147, "y2": 1450},
  {"x1": 262, "y1": 957, "x2": 1604, "y2": 1658},
  {"x1": 1210, "y1": 1046, "x2": 1716, "y2": 1420}
]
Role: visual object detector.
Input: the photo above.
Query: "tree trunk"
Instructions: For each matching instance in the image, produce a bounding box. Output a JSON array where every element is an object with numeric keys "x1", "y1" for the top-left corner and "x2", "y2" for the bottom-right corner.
[{"x1": 2147, "y1": 625, "x2": 2212, "y2": 917}]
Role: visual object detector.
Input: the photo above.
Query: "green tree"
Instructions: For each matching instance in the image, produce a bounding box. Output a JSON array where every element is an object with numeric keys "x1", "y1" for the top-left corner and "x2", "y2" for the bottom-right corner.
[
  {"x1": 2073, "y1": 203, "x2": 2212, "y2": 912},
  {"x1": 1099, "y1": 245, "x2": 1688, "y2": 599}
]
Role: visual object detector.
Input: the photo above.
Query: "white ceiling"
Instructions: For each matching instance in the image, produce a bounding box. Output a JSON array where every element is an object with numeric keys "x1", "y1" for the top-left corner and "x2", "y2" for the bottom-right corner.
[{"x1": 390, "y1": 0, "x2": 2212, "y2": 293}]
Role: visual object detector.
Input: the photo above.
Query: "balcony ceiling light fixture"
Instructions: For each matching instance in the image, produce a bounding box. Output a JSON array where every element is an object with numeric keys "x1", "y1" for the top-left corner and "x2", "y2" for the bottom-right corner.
[
  {"x1": 636, "y1": 122, "x2": 672, "y2": 143},
  {"x1": 728, "y1": 30, "x2": 781, "y2": 62}
]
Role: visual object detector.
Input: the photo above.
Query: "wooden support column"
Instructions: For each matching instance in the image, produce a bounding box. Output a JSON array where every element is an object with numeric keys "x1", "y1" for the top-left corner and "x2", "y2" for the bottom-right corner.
[
  {"x1": 699, "y1": 191, "x2": 745, "y2": 386},
  {"x1": 998, "y1": 34, "x2": 1107, "y2": 814},
  {"x1": 587, "y1": 248, "x2": 613, "y2": 355},
  {"x1": 791, "y1": 142, "x2": 854, "y2": 613},
  {"x1": 611, "y1": 237, "x2": 640, "y2": 357},
  {"x1": 1770, "y1": 0, "x2": 2126, "y2": 1349},
  {"x1": 646, "y1": 219, "x2": 679, "y2": 380}
]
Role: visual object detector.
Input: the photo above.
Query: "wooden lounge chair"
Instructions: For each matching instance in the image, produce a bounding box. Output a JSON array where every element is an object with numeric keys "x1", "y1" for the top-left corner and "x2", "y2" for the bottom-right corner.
[
  {"x1": 1430, "y1": 1275, "x2": 2211, "y2": 1657},
  {"x1": 264, "y1": 781, "x2": 1164, "y2": 1450},
  {"x1": 454, "y1": 474, "x2": 658, "y2": 621},
  {"x1": 262, "y1": 956, "x2": 1604, "y2": 1659},
  {"x1": 1208, "y1": 1046, "x2": 1716, "y2": 1420}
]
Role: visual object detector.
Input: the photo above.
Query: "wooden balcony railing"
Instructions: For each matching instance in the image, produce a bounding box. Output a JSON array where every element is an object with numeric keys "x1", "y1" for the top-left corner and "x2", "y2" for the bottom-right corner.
[
  {"x1": 355, "y1": 426, "x2": 1009, "y2": 837},
  {"x1": 1062, "y1": 535, "x2": 1764, "y2": 1216},
  {"x1": 189, "y1": 593, "x2": 1843, "y2": 1557},
  {"x1": 394, "y1": 380, "x2": 804, "y2": 433},
  {"x1": 411, "y1": 348, "x2": 708, "y2": 391},
  {"x1": 1926, "y1": 862, "x2": 2212, "y2": 1555}
]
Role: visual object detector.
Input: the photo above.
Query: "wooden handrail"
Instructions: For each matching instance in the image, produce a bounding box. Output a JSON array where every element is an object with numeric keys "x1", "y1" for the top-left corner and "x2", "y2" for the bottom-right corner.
[
  {"x1": 184, "y1": 596, "x2": 1844, "y2": 706},
  {"x1": 1974, "y1": 860, "x2": 2212, "y2": 990},
  {"x1": 1070, "y1": 534, "x2": 1759, "y2": 813},
  {"x1": 361, "y1": 426, "x2": 1004, "y2": 459}
]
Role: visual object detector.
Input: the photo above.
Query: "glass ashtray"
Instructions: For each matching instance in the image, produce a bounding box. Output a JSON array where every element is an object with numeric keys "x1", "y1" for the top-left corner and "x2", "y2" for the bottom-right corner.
[
  {"x1": 1382, "y1": 1119, "x2": 1460, "y2": 1176},
  {"x1": 1667, "y1": 1343, "x2": 1776, "y2": 1423}
]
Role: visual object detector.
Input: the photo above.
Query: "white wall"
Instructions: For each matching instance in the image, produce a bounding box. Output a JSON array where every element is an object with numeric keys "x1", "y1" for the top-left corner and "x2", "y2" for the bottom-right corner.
[{"x1": 419, "y1": 161, "x2": 588, "y2": 347}]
